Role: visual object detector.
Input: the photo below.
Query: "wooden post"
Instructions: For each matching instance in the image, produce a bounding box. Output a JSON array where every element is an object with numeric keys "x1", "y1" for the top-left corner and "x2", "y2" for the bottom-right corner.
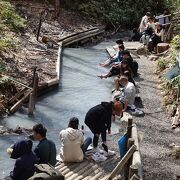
[
  {"x1": 132, "y1": 124, "x2": 143, "y2": 180},
  {"x1": 130, "y1": 174, "x2": 140, "y2": 180},
  {"x1": 55, "y1": 0, "x2": 60, "y2": 18},
  {"x1": 129, "y1": 165, "x2": 138, "y2": 179},
  {"x1": 33, "y1": 73, "x2": 39, "y2": 108},
  {"x1": 124, "y1": 138, "x2": 135, "y2": 180},
  {"x1": 28, "y1": 93, "x2": 34, "y2": 116},
  {"x1": 36, "y1": 12, "x2": 43, "y2": 41},
  {"x1": 106, "y1": 145, "x2": 136, "y2": 180}
]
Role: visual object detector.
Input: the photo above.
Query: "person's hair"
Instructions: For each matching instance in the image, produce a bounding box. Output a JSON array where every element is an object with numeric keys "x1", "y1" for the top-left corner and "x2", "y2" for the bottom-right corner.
[
  {"x1": 33, "y1": 123, "x2": 47, "y2": 138},
  {"x1": 124, "y1": 70, "x2": 131, "y2": 79},
  {"x1": 116, "y1": 39, "x2": 123, "y2": 45},
  {"x1": 146, "y1": 12, "x2": 151, "y2": 16},
  {"x1": 68, "y1": 117, "x2": 79, "y2": 129},
  {"x1": 133, "y1": 28, "x2": 138, "y2": 33},
  {"x1": 163, "y1": 10, "x2": 169, "y2": 15},
  {"x1": 122, "y1": 50, "x2": 130, "y2": 56},
  {"x1": 118, "y1": 44, "x2": 125, "y2": 51},
  {"x1": 148, "y1": 16, "x2": 154, "y2": 21}
]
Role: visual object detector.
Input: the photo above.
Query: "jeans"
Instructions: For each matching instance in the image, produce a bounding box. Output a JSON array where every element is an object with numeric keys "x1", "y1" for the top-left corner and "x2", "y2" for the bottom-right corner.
[{"x1": 81, "y1": 137, "x2": 92, "y2": 153}]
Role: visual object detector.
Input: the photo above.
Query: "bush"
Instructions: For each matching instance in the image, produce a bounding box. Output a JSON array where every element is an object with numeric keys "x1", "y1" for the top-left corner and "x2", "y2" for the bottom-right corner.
[
  {"x1": 62, "y1": 0, "x2": 176, "y2": 29},
  {"x1": 0, "y1": 1, "x2": 26, "y2": 31}
]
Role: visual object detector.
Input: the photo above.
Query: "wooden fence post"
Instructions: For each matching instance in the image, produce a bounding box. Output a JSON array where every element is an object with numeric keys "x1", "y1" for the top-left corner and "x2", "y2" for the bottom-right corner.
[
  {"x1": 124, "y1": 138, "x2": 135, "y2": 180},
  {"x1": 129, "y1": 165, "x2": 138, "y2": 179},
  {"x1": 28, "y1": 93, "x2": 34, "y2": 116}
]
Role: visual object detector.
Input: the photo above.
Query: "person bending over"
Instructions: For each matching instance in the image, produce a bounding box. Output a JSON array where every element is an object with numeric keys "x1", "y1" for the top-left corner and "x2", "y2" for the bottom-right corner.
[
  {"x1": 84, "y1": 101, "x2": 123, "y2": 156},
  {"x1": 59, "y1": 117, "x2": 92, "y2": 162}
]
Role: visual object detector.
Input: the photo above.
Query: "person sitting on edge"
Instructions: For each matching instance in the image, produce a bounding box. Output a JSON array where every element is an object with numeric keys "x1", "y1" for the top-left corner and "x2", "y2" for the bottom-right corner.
[
  {"x1": 7, "y1": 140, "x2": 37, "y2": 180},
  {"x1": 97, "y1": 50, "x2": 138, "y2": 78},
  {"x1": 84, "y1": 101, "x2": 123, "y2": 156},
  {"x1": 113, "y1": 76, "x2": 136, "y2": 113},
  {"x1": 99, "y1": 44, "x2": 125, "y2": 67},
  {"x1": 59, "y1": 117, "x2": 92, "y2": 163},
  {"x1": 141, "y1": 16, "x2": 156, "y2": 45},
  {"x1": 32, "y1": 123, "x2": 57, "y2": 166},
  {"x1": 138, "y1": 12, "x2": 151, "y2": 33},
  {"x1": 113, "y1": 39, "x2": 124, "y2": 50}
]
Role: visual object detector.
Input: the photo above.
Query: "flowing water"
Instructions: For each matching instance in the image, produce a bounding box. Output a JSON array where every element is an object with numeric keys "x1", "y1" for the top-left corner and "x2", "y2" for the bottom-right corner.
[{"x1": 0, "y1": 40, "x2": 119, "y2": 177}]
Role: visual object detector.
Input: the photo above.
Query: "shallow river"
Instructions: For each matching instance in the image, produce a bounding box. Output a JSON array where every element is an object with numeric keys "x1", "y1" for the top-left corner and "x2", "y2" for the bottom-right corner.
[{"x1": 0, "y1": 40, "x2": 119, "y2": 177}]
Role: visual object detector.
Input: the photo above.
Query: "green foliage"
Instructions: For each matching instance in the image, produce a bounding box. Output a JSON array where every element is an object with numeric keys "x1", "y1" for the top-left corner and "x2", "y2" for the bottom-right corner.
[
  {"x1": 0, "y1": 1, "x2": 26, "y2": 31},
  {"x1": 0, "y1": 76, "x2": 9, "y2": 85},
  {"x1": 62, "y1": 0, "x2": 176, "y2": 29},
  {"x1": 0, "y1": 63, "x2": 6, "y2": 73},
  {"x1": 157, "y1": 59, "x2": 170, "y2": 70},
  {"x1": 171, "y1": 35, "x2": 180, "y2": 49}
]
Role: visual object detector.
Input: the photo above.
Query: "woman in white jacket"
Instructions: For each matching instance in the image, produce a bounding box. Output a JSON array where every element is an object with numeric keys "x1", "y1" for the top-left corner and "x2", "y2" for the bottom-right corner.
[{"x1": 59, "y1": 117, "x2": 92, "y2": 163}]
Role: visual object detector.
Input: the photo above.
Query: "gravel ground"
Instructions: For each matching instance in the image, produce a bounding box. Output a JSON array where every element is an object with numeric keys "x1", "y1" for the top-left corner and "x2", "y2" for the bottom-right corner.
[{"x1": 133, "y1": 55, "x2": 180, "y2": 180}]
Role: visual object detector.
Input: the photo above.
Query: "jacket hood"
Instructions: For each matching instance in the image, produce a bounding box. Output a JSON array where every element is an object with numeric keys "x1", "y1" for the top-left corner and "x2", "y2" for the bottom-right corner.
[
  {"x1": 66, "y1": 128, "x2": 82, "y2": 141},
  {"x1": 11, "y1": 140, "x2": 32, "y2": 159}
]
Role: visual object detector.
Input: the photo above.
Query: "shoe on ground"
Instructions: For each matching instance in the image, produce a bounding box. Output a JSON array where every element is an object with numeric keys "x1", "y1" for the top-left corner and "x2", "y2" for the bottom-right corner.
[
  {"x1": 89, "y1": 147, "x2": 104, "y2": 154},
  {"x1": 103, "y1": 150, "x2": 116, "y2": 157}
]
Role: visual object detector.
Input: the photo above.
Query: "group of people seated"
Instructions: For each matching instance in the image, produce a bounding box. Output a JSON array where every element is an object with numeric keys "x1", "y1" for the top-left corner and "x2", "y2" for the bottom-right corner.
[
  {"x1": 97, "y1": 39, "x2": 141, "y2": 117},
  {"x1": 131, "y1": 10, "x2": 170, "y2": 53}
]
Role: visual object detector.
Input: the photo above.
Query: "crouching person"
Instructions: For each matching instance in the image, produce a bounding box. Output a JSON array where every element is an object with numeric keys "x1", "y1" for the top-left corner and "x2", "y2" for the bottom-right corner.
[
  {"x1": 59, "y1": 117, "x2": 92, "y2": 162},
  {"x1": 7, "y1": 140, "x2": 37, "y2": 180}
]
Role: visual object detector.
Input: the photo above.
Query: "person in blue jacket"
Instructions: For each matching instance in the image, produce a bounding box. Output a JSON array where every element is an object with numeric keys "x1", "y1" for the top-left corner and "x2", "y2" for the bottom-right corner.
[{"x1": 9, "y1": 140, "x2": 37, "y2": 180}]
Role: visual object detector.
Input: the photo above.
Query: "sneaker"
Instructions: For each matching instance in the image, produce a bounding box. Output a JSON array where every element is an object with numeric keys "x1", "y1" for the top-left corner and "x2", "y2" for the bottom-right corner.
[
  {"x1": 103, "y1": 150, "x2": 116, "y2": 157},
  {"x1": 89, "y1": 147, "x2": 104, "y2": 154},
  {"x1": 92, "y1": 152, "x2": 107, "y2": 162}
]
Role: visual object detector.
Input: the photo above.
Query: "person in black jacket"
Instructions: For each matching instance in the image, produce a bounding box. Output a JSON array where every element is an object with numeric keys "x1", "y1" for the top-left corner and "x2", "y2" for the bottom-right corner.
[
  {"x1": 84, "y1": 101, "x2": 122, "y2": 154},
  {"x1": 8, "y1": 140, "x2": 37, "y2": 180}
]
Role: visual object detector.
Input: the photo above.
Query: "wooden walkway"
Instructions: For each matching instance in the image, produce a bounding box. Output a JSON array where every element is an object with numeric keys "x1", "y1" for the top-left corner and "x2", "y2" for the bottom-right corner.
[{"x1": 56, "y1": 156, "x2": 120, "y2": 180}]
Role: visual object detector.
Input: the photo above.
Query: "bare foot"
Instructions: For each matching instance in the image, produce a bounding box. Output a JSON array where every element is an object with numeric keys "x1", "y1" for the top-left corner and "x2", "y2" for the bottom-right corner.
[
  {"x1": 99, "y1": 63, "x2": 105, "y2": 67},
  {"x1": 97, "y1": 75, "x2": 104, "y2": 79}
]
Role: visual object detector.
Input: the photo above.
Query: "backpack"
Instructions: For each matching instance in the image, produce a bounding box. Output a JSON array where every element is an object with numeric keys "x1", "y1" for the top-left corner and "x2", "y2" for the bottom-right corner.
[{"x1": 28, "y1": 164, "x2": 64, "y2": 180}]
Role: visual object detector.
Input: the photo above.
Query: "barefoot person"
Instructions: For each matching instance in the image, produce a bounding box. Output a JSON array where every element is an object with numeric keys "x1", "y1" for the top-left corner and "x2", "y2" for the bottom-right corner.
[
  {"x1": 59, "y1": 117, "x2": 92, "y2": 162},
  {"x1": 99, "y1": 44, "x2": 125, "y2": 67},
  {"x1": 84, "y1": 101, "x2": 123, "y2": 155}
]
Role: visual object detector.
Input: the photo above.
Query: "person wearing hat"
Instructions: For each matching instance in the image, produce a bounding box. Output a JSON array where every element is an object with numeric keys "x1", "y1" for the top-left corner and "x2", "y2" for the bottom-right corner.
[
  {"x1": 7, "y1": 140, "x2": 37, "y2": 180},
  {"x1": 59, "y1": 117, "x2": 92, "y2": 162},
  {"x1": 84, "y1": 101, "x2": 123, "y2": 156}
]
